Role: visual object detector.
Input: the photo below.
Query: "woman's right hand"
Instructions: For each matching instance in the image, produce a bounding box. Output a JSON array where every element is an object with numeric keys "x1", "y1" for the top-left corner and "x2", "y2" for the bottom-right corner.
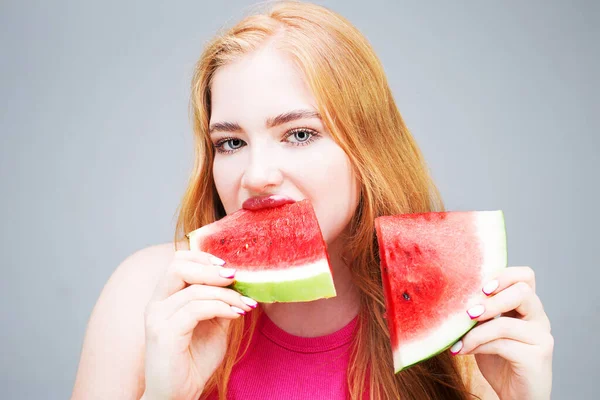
[{"x1": 141, "y1": 250, "x2": 257, "y2": 400}]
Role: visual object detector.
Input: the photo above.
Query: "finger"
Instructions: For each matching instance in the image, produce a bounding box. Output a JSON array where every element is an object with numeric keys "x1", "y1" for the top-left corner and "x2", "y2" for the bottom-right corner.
[
  {"x1": 459, "y1": 317, "x2": 542, "y2": 354},
  {"x1": 174, "y1": 250, "x2": 226, "y2": 266},
  {"x1": 466, "y1": 327, "x2": 555, "y2": 359},
  {"x1": 160, "y1": 284, "x2": 257, "y2": 317},
  {"x1": 482, "y1": 266, "x2": 536, "y2": 296},
  {"x1": 467, "y1": 281, "x2": 547, "y2": 324},
  {"x1": 468, "y1": 336, "x2": 554, "y2": 369},
  {"x1": 151, "y1": 256, "x2": 236, "y2": 301},
  {"x1": 169, "y1": 300, "x2": 244, "y2": 335},
  {"x1": 460, "y1": 338, "x2": 529, "y2": 365}
]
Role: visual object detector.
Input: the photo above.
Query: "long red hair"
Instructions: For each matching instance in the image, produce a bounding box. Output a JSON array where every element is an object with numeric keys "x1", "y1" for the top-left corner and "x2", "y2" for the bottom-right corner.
[{"x1": 175, "y1": 1, "x2": 476, "y2": 398}]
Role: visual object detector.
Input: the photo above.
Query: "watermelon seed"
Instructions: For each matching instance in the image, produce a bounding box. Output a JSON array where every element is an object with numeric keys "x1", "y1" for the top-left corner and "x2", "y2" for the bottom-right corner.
[
  {"x1": 402, "y1": 292, "x2": 411, "y2": 301},
  {"x1": 413, "y1": 245, "x2": 422, "y2": 255},
  {"x1": 220, "y1": 239, "x2": 226, "y2": 245}
]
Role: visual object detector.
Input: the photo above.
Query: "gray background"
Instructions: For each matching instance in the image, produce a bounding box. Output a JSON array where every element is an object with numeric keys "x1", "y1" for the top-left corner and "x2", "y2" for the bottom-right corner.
[{"x1": 1, "y1": 0, "x2": 597, "y2": 398}]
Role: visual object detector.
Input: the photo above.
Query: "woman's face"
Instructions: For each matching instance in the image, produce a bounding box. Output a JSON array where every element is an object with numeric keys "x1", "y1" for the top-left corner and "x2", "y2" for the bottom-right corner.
[{"x1": 209, "y1": 44, "x2": 359, "y2": 244}]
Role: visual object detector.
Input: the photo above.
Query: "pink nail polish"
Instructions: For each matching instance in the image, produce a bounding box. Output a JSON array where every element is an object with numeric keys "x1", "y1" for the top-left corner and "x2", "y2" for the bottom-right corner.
[
  {"x1": 467, "y1": 305, "x2": 485, "y2": 319},
  {"x1": 231, "y1": 306, "x2": 245, "y2": 315},
  {"x1": 219, "y1": 268, "x2": 236, "y2": 279},
  {"x1": 210, "y1": 255, "x2": 226, "y2": 266},
  {"x1": 482, "y1": 280, "x2": 499, "y2": 296},
  {"x1": 241, "y1": 296, "x2": 258, "y2": 308},
  {"x1": 450, "y1": 340, "x2": 463, "y2": 355}
]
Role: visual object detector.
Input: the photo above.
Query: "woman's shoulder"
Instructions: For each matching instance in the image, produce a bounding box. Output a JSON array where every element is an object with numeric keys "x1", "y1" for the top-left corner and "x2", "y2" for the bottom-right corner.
[
  {"x1": 103, "y1": 241, "x2": 184, "y2": 298},
  {"x1": 116, "y1": 241, "x2": 184, "y2": 281},
  {"x1": 95, "y1": 240, "x2": 189, "y2": 317},
  {"x1": 71, "y1": 241, "x2": 185, "y2": 399}
]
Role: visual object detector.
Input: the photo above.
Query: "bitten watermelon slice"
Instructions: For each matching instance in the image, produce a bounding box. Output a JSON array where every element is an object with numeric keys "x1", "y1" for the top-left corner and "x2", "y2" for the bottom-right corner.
[
  {"x1": 375, "y1": 211, "x2": 507, "y2": 372},
  {"x1": 187, "y1": 200, "x2": 336, "y2": 303}
]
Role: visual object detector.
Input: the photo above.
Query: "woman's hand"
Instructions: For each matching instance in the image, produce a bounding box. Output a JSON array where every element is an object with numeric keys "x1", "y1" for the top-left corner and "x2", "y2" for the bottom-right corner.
[
  {"x1": 142, "y1": 250, "x2": 257, "y2": 400},
  {"x1": 451, "y1": 266, "x2": 553, "y2": 400}
]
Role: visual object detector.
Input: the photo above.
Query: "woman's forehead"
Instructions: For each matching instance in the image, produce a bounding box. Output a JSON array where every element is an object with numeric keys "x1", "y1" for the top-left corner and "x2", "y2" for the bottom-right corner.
[{"x1": 209, "y1": 46, "x2": 317, "y2": 126}]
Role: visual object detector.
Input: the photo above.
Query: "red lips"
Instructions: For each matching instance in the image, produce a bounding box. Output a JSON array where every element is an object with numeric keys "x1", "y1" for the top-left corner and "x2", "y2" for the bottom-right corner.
[{"x1": 242, "y1": 195, "x2": 296, "y2": 210}]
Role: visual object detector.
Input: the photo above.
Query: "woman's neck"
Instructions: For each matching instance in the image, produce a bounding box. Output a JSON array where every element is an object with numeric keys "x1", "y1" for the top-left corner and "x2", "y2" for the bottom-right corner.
[{"x1": 261, "y1": 235, "x2": 361, "y2": 337}]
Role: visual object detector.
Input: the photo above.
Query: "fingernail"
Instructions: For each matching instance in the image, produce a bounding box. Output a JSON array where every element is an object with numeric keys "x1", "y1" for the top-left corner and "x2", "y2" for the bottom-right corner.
[
  {"x1": 231, "y1": 306, "x2": 246, "y2": 315},
  {"x1": 450, "y1": 340, "x2": 463, "y2": 355},
  {"x1": 467, "y1": 304, "x2": 485, "y2": 319},
  {"x1": 219, "y1": 268, "x2": 236, "y2": 279},
  {"x1": 482, "y1": 280, "x2": 499, "y2": 296},
  {"x1": 210, "y1": 256, "x2": 226, "y2": 266},
  {"x1": 240, "y1": 296, "x2": 258, "y2": 308}
]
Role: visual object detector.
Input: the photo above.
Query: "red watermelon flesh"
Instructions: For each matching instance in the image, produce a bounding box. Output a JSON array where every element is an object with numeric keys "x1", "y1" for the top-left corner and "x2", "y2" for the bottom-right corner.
[
  {"x1": 187, "y1": 200, "x2": 337, "y2": 303},
  {"x1": 197, "y1": 201, "x2": 325, "y2": 270},
  {"x1": 375, "y1": 211, "x2": 507, "y2": 372}
]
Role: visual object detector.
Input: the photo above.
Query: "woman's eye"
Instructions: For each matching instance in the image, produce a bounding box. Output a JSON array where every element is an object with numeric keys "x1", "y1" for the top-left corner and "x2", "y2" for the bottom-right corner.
[
  {"x1": 286, "y1": 129, "x2": 315, "y2": 144},
  {"x1": 214, "y1": 138, "x2": 246, "y2": 153},
  {"x1": 222, "y1": 139, "x2": 244, "y2": 151}
]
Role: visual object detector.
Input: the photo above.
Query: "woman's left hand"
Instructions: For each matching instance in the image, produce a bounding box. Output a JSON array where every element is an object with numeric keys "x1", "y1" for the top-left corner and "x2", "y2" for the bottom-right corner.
[{"x1": 451, "y1": 266, "x2": 554, "y2": 400}]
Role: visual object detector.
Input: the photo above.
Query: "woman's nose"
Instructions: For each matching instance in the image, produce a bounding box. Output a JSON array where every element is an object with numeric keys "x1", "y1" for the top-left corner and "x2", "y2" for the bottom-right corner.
[{"x1": 240, "y1": 152, "x2": 284, "y2": 193}]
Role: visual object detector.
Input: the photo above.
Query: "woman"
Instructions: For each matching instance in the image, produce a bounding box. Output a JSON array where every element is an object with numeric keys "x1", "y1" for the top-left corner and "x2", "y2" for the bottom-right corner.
[{"x1": 71, "y1": 1, "x2": 553, "y2": 399}]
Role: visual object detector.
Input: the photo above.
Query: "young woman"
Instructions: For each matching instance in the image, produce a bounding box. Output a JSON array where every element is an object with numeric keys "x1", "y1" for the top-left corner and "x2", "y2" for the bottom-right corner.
[{"x1": 71, "y1": 2, "x2": 553, "y2": 399}]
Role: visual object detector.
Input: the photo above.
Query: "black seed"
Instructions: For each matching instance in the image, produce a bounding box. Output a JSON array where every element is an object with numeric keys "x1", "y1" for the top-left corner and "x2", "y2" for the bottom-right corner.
[
  {"x1": 402, "y1": 292, "x2": 411, "y2": 301},
  {"x1": 220, "y1": 239, "x2": 225, "y2": 245}
]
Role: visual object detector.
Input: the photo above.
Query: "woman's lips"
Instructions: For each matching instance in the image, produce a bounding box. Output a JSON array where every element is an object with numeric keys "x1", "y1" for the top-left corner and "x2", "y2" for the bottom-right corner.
[{"x1": 242, "y1": 195, "x2": 296, "y2": 210}]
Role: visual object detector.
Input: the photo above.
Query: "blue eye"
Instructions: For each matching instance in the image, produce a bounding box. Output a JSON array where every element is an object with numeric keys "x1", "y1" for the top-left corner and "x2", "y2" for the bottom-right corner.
[
  {"x1": 223, "y1": 139, "x2": 244, "y2": 150},
  {"x1": 214, "y1": 138, "x2": 246, "y2": 154},
  {"x1": 291, "y1": 130, "x2": 311, "y2": 142},
  {"x1": 286, "y1": 129, "x2": 318, "y2": 145}
]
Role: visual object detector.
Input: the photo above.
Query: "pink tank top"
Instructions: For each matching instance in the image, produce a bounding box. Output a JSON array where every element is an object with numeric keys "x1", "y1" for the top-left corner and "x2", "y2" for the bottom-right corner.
[{"x1": 208, "y1": 312, "x2": 359, "y2": 399}]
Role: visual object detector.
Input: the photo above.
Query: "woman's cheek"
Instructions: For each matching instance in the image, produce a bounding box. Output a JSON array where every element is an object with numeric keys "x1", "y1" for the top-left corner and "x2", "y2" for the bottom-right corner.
[
  {"x1": 212, "y1": 157, "x2": 241, "y2": 214},
  {"x1": 301, "y1": 146, "x2": 360, "y2": 244}
]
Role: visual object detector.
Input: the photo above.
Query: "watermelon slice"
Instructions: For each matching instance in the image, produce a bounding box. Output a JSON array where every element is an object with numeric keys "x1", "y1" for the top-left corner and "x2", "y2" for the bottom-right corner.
[
  {"x1": 187, "y1": 200, "x2": 337, "y2": 303},
  {"x1": 375, "y1": 211, "x2": 507, "y2": 372}
]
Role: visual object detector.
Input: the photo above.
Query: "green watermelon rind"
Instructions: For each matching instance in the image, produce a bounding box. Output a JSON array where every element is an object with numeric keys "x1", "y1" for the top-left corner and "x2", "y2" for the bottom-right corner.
[
  {"x1": 395, "y1": 320, "x2": 479, "y2": 372},
  {"x1": 186, "y1": 203, "x2": 337, "y2": 303},
  {"x1": 389, "y1": 210, "x2": 508, "y2": 373},
  {"x1": 231, "y1": 265, "x2": 337, "y2": 303}
]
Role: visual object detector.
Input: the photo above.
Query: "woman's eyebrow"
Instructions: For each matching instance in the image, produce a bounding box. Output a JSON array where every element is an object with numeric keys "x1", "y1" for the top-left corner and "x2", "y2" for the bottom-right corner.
[
  {"x1": 266, "y1": 109, "x2": 321, "y2": 128},
  {"x1": 209, "y1": 109, "x2": 321, "y2": 135}
]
